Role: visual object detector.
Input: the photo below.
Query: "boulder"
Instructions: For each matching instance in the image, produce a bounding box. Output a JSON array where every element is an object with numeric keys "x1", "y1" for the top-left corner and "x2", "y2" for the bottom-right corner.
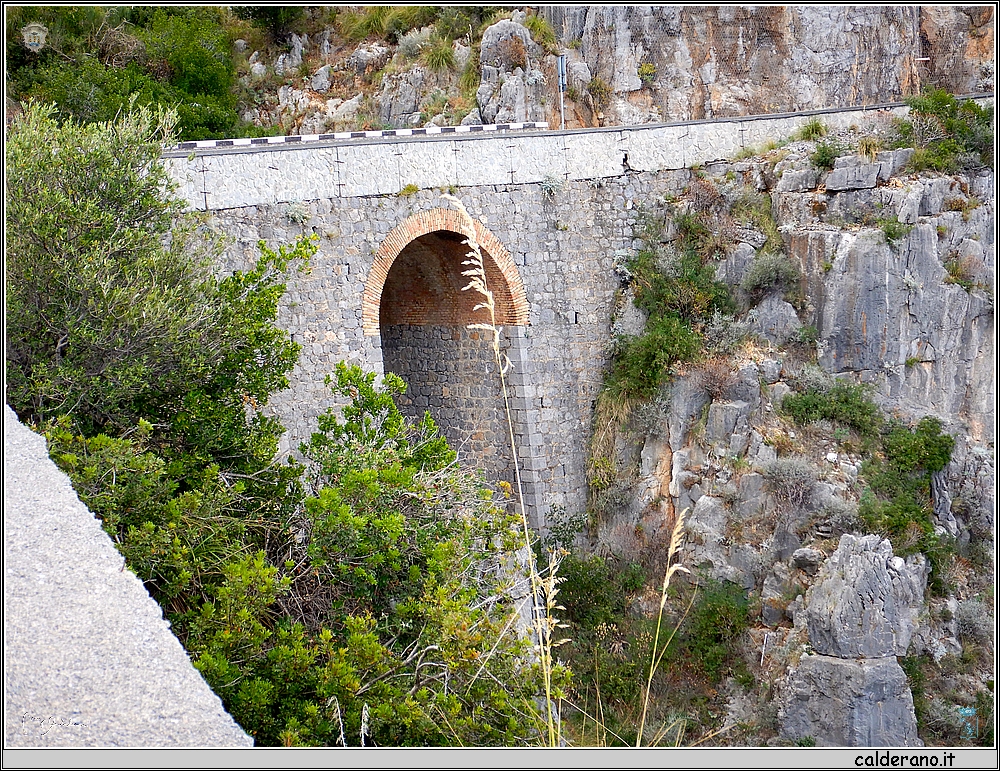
[
  {"x1": 781, "y1": 654, "x2": 922, "y2": 747},
  {"x1": 825, "y1": 161, "x2": 880, "y2": 192},
  {"x1": 749, "y1": 293, "x2": 802, "y2": 346},
  {"x1": 310, "y1": 65, "x2": 331, "y2": 93},
  {"x1": 776, "y1": 168, "x2": 819, "y2": 193},
  {"x1": 347, "y1": 43, "x2": 391, "y2": 76},
  {"x1": 799, "y1": 534, "x2": 927, "y2": 658}
]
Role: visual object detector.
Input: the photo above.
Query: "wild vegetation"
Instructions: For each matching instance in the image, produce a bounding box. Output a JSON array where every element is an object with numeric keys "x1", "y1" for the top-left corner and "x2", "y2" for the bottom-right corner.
[
  {"x1": 7, "y1": 7, "x2": 993, "y2": 740},
  {"x1": 6, "y1": 6, "x2": 560, "y2": 140},
  {"x1": 6, "y1": 103, "x2": 559, "y2": 747}
]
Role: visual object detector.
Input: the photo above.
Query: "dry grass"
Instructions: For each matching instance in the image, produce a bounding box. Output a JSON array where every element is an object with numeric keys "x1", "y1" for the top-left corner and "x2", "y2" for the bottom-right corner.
[{"x1": 445, "y1": 192, "x2": 567, "y2": 746}]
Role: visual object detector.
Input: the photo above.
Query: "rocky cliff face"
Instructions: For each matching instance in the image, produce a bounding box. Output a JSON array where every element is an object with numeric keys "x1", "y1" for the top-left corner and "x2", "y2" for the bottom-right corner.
[
  {"x1": 589, "y1": 121, "x2": 993, "y2": 745},
  {"x1": 236, "y1": 6, "x2": 994, "y2": 135},
  {"x1": 539, "y1": 5, "x2": 992, "y2": 128}
]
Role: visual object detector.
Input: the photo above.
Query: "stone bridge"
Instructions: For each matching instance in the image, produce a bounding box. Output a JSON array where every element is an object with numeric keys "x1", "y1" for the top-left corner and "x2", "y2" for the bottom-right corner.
[{"x1": 163, "y1": 103, "x2": 911, "y2": 528}]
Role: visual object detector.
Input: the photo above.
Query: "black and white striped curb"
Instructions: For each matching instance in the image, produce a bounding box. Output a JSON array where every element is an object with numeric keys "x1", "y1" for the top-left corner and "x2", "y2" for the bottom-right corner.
[{"x1": 173, "y1": 121, "x2": 548, "y2": 151}]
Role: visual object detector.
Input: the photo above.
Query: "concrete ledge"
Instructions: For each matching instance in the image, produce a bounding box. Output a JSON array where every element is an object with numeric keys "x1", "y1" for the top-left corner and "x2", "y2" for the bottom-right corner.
[
  {"x1": 3, "y1": 406, "x2": 252, "y2": 748},
  {"x1": 161, "y1": 99, "x2": 988, "y2": 210}
]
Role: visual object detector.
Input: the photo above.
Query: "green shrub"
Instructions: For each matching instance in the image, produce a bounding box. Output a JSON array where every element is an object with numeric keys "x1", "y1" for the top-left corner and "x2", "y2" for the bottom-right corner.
[
  {"x1": 8, "y1": 7, "x2": 251, "y2": 140},
  {"x1": 899, "y1": 88, "x2": 994, "y2": 171},
  {"x1": 459, "y1": 47, "x2": 481, "y2": 95},
  {"x1": 524, "y1": 12, "x2": 557, "y2": 53},
  {"x1": 605, "y1": 315, "x2": 701, "y2": 397},
  {"x1": 420, "y1": 35, "x2": 455, "y2": 72},
  {"x1": 555, "y1": 553, "x2": 646, "y2": 629},
  {"x1": 858, "y1": 416, "x2": 955, "y2": 574},
  {"x1": 781, "y1": 381, "x2": 882, "y2": 439},
  {"x1": 637, "y1": 62, "x2": 656, "y2": 86},
  {"x1": 811, "y1": 139, "x2": 844, "y2": 170},
  {"x1": 233, "y1": 7, "x2": 304, "y2": 39},
  {"x1": 588, "y1": 77, "x2": 612, "y2": 108},
  {"x1": 878, "y1": 216, "x2": 914, "y2": 246},
  {"x1": 677, "y1": 579, "x2": 752, "y2": 683},
  {"x1": 762, "y1": 458, "x2": 816, "y2": 508},
  {"x1": 740, "y1": 252, "x2": 800, "y2": 297},
  {"x1": 944, "y1": 256, "x2": 979, "y2": 292},
  {"x1": 730, "y1": 191, "x2": 783, "y2": 253},
  {"x1": 794, "y1": 118, "x2": 827, "y2": 141}
]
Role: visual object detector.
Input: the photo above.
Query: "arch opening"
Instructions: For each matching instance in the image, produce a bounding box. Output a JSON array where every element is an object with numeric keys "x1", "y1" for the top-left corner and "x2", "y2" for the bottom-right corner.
[{"x1": 374, "y1": 223, "x2": 525, "y2": 482}]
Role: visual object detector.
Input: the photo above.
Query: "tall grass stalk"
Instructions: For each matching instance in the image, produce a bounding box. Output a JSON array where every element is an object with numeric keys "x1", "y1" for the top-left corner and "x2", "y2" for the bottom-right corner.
[
  {"x1": 636, "y1": 507, "x2": 689, "y2": 746},
  {"x1": 444, "y1": 193, "x2": 566, "y2": 746}
]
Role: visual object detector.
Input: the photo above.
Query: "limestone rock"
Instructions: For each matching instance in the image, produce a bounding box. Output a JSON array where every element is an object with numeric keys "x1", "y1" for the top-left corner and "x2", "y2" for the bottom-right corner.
[
  {"x1": 800, "y1": 535, "x2": 927, "y2": 658},
  {"x1": 790, "y1": 547, "x2": 824, "y2": 576},
  {"x1": 749, "y1": 293, "x2": 802, "y2": 346},
  {"x1": 825, "y1": 161, "x2": 880, "y2": 192},
  {"x1": 310, "y1": 65, "x2": 331, "y2": 93},
  {"x1": 274, "y1": 33, "x2": 307, "y2": 76},
  {"x1": 706, "y1": 401, "x2": 750, "y2": 449},
  {"x1": 479, "y1": 20, "x2": 537, "y2": 72},
  {"x1": 330, "y1": 94, "x2": 362, "y2": 125},
  {"x1": 762, "y1": 561, "x2": 793, "y2": 626},
  {"x1": 348, "y1": 43, "x2": 390, "y2": 76},
  {"x1": 716, "y1": 242, "x2": 756, "y2": 287},
  {"x1": 776, "y1": 169, "x2": 819, "y2": 193},
  {"x1": 781, "y1": 654, "x2": 922, "y2": 747},
  {"x1": 378, "y1": 68, "x2": 431, "y2": 127}
]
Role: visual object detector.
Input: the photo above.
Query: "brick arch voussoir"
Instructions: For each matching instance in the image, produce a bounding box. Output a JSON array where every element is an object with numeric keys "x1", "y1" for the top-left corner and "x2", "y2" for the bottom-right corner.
[{"x1": 363, "y1": 207, "x2": 529, "y2": 336}]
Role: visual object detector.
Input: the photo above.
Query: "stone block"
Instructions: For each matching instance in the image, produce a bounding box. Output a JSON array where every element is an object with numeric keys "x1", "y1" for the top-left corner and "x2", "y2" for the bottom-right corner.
[
  {"x1": 706, "y1": 401, "x2": 750, "y2": 446},
  {"x1": 776, "y1": 168, "x2": 818, "y2": 192},
  {"x1": 825, "y1": 163, "x2": 880, "y2": 191},
  {"x1": 801, "y1": 535, "x2": 927, "y2": 658},
  {"x1": 781, "y1": 655, "x2": 922, "y2": 747}
]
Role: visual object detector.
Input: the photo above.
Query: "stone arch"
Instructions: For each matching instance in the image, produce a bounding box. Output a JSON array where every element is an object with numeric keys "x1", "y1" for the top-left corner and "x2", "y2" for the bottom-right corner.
[{"x1": 362, "y1": 207, "x2": 529, "y2": 336}]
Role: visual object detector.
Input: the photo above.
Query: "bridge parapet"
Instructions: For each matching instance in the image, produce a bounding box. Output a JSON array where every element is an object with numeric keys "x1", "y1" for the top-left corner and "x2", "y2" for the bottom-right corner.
[{"x1": 162, "y1": 101, "x2": 945, "y2": 211}]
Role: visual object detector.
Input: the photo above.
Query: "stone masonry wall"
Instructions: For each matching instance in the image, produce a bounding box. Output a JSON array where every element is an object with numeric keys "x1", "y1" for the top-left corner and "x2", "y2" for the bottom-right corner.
[
  {"x1": 382, "y1": 324, "x2": 515, "y2": 486},
  {"x1": 165, "y1": 101, "x2": 989, "y2": 528}
]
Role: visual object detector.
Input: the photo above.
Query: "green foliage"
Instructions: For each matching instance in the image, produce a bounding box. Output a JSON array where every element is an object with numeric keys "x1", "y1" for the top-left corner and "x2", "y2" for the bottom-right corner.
[
  {"x1": 588, "y1": 77, "x2": 612, "y2": 108},
  {"x1": 436, "y1": 7, "x2": 498, "y2": 42},
  {"x1": 898, "y1": 88, "x2": 993, "y2": 171},
  {"x1": 459, "y1": 48, "x2": 482, "y2": 96},
  {"x1": 421, "y1": 35, "x2": 455, "y2": 72},
  {"x1": 524, "y1": 13, "x2": 557, "y2": 53},
  {"x1": 233, "y1": 6, "x2": 305, "y2": 39},
  {"x1": 7, "y1": 7, "x2": 249, "y2": 140},
  {"x1": 878, "y1": 216, "x2": 914, "y2": 246},
  {"x1": 944, "y1": 256, "x2": 980, "y2": 292},
  {"x1": 811, "y1": 139, "x2": 844, "y2": 170},
  {"x1": 674, "y1": 579, "x2": 752, "y2": 684},
  {"x1": 858, "y1": 417, "x2": 955, "y2": 559},
  {"x1": 606, "y1": 316, "x2": 701, "y2": 397},
  {"x1": 630, "y1": 228, "x2": 735, "y2": 324},
  {"x1": 740, "y1": 252, "x2": 800, "y2": 298},
  {"x1": 7, "y1": 103, "x2": 209, "y2": 431},
  {"x1": 781, "y1": 381, "x2": 882, "y2": 439},
  {"x1": 793, "y1": 118, "x2": 827, "y2": 141},
  {"x1": 637, "y1": 62, "x2": 657, "y2": 86},
  {"x1": 730, "y1": 191, "x2": 783, "y2": 253},
  {"x1": 555, "y1": 553, "x2": 646, "y2": 630},
  {"x1": 783, "y1": 368, "x2": 959, "y2": 595}
]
